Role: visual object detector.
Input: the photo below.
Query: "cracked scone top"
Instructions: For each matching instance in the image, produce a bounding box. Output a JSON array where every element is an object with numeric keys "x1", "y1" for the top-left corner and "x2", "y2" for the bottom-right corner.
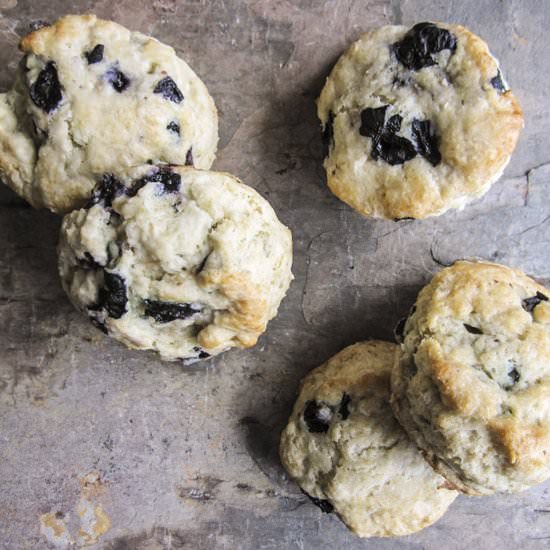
[
  {"x1": 58, "y1": 165, "x2": 293, "y2": 362},
  {"x1": 391, "y1": 261, "x2": 550, "y2": 495},
  {"x1": 279, "y1": 341, "x2": 457, "y2": 538},
  {"x1": 0, "y1": 14, "x2": 218, "y2": 213},
  {"x1": 318, "y1": 22, "x2": 523, "y2": 220}
]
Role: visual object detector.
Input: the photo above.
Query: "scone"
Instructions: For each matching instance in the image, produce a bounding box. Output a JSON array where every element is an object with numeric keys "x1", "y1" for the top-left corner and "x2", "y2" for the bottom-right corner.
[
  {"x1": 391, "y1": 261, "x2": 550, "y2": 495},
  {"x1": 280, "y1": 341, "x2": 457, "y2": 538},
  {"x1": 58, "y1": 165, "x2": 293, "y2": 362},
  {"x1": 318, "y1": 22, "x2": 523, "y2": 220},
  {"x1": 0, "y1": 14, "x2": 218, "y2": 213}
]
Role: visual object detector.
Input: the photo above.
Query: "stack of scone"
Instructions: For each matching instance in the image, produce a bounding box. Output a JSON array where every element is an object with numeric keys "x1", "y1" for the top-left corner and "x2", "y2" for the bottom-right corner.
[
  {"x1": 0, "y1": 15, "x2": 293, "y2": 362},
  {"x1": 280, "y1": 260, "x2": 550, "y2": 537}
]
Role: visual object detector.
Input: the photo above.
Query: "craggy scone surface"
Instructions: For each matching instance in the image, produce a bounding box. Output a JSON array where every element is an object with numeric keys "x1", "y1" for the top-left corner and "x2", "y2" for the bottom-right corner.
[
  {"x1": 0, "y1": 14, "x2": 218, "y2": 213},
  {"x1": 391, "y1": 261, "x2": 550, "y2": 495},
  {"x1": 280, "y1": 341, "x2": 457, "y2": 538},
  {"x1": 318, "y1": 22, "x2": 523, "y2": 220},
  {"x1": 58, "y1": 165, "x2": 293, "y2": 362}
]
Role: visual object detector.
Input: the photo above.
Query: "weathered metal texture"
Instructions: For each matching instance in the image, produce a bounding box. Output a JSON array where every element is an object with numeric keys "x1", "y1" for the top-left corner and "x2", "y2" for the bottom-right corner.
[{"x1": 0, "y1": 0, "x2": 549, "y2": 548}]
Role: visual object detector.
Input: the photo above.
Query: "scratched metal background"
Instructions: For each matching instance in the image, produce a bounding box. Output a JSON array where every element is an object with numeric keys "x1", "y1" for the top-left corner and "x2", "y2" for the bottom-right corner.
[{"x1": 0, "y1": 0, "x2": 549, "y2": 548}]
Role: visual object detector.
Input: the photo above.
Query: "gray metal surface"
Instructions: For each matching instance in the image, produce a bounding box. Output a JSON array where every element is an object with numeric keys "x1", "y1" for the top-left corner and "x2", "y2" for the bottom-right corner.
[{"x1": 1, "y1": 0, "x2": 549, "y2": 548}]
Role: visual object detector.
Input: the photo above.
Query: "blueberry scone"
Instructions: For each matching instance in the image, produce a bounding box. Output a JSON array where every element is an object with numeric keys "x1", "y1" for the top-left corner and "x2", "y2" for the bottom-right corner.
[
  {"x1": 58, "y1": 165, "x2": 293, "y2": 362},
  {"x1": 0, "y1": 15, "x2": 218, "y2": 213},
  {"x1": 280, "y1": 341, "x2": 457, "y2": 538},
  {"x1": 318, "y1": 22, "x2": 523, "y2": 220},
  {"x1": 391, "y1": 261, "x2": 550, "y2": 495}
]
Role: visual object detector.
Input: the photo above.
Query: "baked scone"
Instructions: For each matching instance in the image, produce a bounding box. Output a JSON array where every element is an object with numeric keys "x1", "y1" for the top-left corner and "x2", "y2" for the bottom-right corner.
[
  {"x1": 391, "y1": 261, "x2": 550, "y2": 495},
  {"x1": 318, "y1": 22, "x2": 523, "y2": 220},
  {"x1": 58, "y1": 165, "x2": 293, "y2": 362},
  {"x1": 280, "y1": 341, "x2": 457, "y2": 538},
  {"x1": 0, "y1": 15, "x2": 218, "y2": 213}
]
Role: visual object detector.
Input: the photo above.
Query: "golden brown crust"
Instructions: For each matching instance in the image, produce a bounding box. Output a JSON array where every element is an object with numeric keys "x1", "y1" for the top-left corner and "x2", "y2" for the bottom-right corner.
[{"x1": 392, "y1": 260, "x2": 550, "y2": 494}]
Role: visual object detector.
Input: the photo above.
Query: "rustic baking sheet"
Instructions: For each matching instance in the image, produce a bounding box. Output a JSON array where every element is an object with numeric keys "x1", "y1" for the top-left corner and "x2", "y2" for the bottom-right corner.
[{"x1": 1, "y1": 0, "x2": 549, "y2": 548}]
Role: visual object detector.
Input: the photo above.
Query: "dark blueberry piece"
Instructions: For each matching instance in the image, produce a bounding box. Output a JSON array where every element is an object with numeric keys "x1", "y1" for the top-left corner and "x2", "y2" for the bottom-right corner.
[
  {"x1": 393, "y1": 217, "x2": 416, "y2": 221},
  {"x1": 105, "y1": 67, "x2": 130, "y2": 92},
  {"x1": 79, "y1": 252, "x2": 102, "y2": 270},
  {"x1": 101, "y1": 272, "x2": 128, "y2": 318},
  {"x1": 464, "y1": 323, "x2": 483, "y2": 335},
  {"x1": 411, "y1": 119, "x2": 441, "y2": 166},
  {"x1": 522, "y1": 291, "x2": 549, "y2": 313},
  {"x1": 30, "y1": 20, "x2": 49, "y2": 31},
  {"x1": 360, "y1": 106, "x2": 388, "y2": 138},
  {"x1": 321, "y1": 111, "x2": 335, "y2": 158},
  {"x1": 88, "y1": 173, "x2": 125, "y2": 208},
  {"x1": 157, "y1": 171, "x2": 181, "y2": 193},
  {"x1": 360, "y1": 109, "x2": 417, "y2": 166},
  {"x1": 29, "y1": 61, "x2": 62, "y2": 113},
  {"x1": 301, "y1": 490, "x2": 333, "y2": 513},
  {"x1": 185, "y1": 148, "x2": 194, "y2": 166},
  {"x1": 490, "y1": 70, "x2": 508, "y2": 94},
  {"x1": 193, "y1": 346, "x2": 211, "y2": 359},
  {"x1": 372, "y1": 132, "x2": 417, "y2": 165},
  {"x1": 303, "y1": 400, "x2": 333, "y2": 433},
  {"x1": 153, "y1": 76, "x2": 184, "y2": 103},
  {"x1": 167, "y1": 120, "x2": 180, "y2": 135},
  {"x1": 95, "y1": 272, "x2": 127, "y2": 319},
  {"x1": 128, "y1": 168, "x2": 181, "y2": 196},
  {"x1": 85, "y1": 44, "x2": 104, "y2": 65},
  {"x1": 508, "y1": 367, "x2": 520, "y2": 385},
  {"x1": 339, "y1": 393, "x2": 351, "y2": 420},
  {"x1": 393, "y1": 22, "x2": 457, "y2": 71},
  {"x1": 143, "y1": 299, "x2": 202, "y2": 323},
  {"x1": 385, "y1": 114, "x2": 403, "y2": 134}
]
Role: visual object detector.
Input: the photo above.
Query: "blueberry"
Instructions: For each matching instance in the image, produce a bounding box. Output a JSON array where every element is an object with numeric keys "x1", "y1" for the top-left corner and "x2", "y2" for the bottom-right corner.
[
  {"x1": 105, "y1": 67, "x2": 130, "y2": 92},
  {"x1": 301, "y1": 490, "x2": 333, "y2": 513},
  {"x1": 322, "y1": 111, "x2": 335, "y2": 158},
  {"x1": 522, "y1": 291, "x2": 549, "y2": 312},
  {"x1": 359, "y1": 106, "x2": 388, "y2": 138},
  {"x1": 372, "y1": 131, "x2": 417, "y2": 165},
  {"x1": 393, "y1": 217, "x2": 416, "y2": 221},
  {"x1": 89, "y1": 272, "x2": 127, "y2": 319},
  {"x1": 167, "y1": 121, "x2": 180, "y2": 135},
  {"x1": 339, "y1": 393, "x2": 351, "y2": 420},
  {"x1": 193, "y1": 346, "x2": 211, "y2": 359},
  {"x1": 153, "y1": 76, "x2": 184, "y2": 103},
  {"x1": 411, "y1": 119, "x2": 441, "y2": 166},
  {"x1": 85, "y1": 44, "x2": 104, "y2": 65},
  {"x1": 360, "y1": 107, "x2": 417, "y2": 165},
  {"x1": 29, "y1": 61, "x2": 62, "y2": 113},
  {"x1": 127, "y1": 168, "x2": 181, "y2": 196},
  {"x1": 393, "y1": 22, "x2": 457, "y2": 71},
  {"x1": 360, "y1": 106, "x2": 441, "y2": 166},
  {"x1": 88, "y1": 174, "x2": 125, "y2": 208},
  {"x1": 143, "y1": 299, "x2": 202, "y2": 323},
  {"x1": 464, "y1": 323, "x2": 483, "y2": 335},
  {"x1": 508, "y1": 367, "x2": 520, "y2": 385},
  {"x1": 490, "y1": 70, "x2": 508, "y2": 94},
  {"x1": 185, "y1": 148, "x2": 194, "y2": 166},
  {"x1": 303, "y1": 400, "x2": 333, "y2": 433}
]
